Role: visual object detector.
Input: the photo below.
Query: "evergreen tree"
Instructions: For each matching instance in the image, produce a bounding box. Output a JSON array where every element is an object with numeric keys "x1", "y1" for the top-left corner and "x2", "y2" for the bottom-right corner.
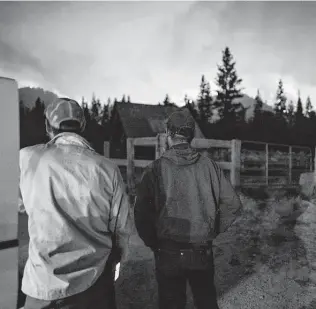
[
  {"x1": 295, "y1": 90, "x2": 304, "y2": 120},
  {"x1": 163, "y1": 94, "x2": 176, "y2": 106},
  {"x1": 127, "y1": 95, "x2": 131, "y2": 103},
  {"x1": 274, "y1": 79, "x2": 287, "y2": 116},
  {"x1": 90, "y1": 94, "x2": 101, "y2": 122},
  {"x1": 29, "y1": 97, "x2": 46, "y2": 144},
  {"x1": 121, "y1": 94, "x2": 126, "y2": 103},
  {"x1": 253, "y1": 89, "x2": 263, "y2": 121},
  {"x1": 82, "y1": 101, "x2": 91, "y2": 123},
  {"x1": 185, "y1": 95, "x2": 198, "y2": 120},
  {"x1": 214, "y1": 47, "x2": 244, "y2": 123},
  {"x1": 184, "y1": 94, "x2": 189, "y2": 105},
  {"x1": 197, "y1": 75, "x2": 213, "y2": 123},
  {"x1": 101, "y1": 103, "x2": 109, "y2": 127},
  {"x1": 305, "y1": 96, "x2": 313, "y2": 118},
  {"x1": 81, "y1": 96, "x2": 86, "y2": 109},
  {"x1": 286, "y1": 100, "x2": 295, "y2": 127}
]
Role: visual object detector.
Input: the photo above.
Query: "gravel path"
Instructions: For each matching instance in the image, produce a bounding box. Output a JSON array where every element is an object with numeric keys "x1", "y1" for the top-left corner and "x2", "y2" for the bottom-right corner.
[{"x1": 18, "y1": 198, "x2": 316, "y2": 309}]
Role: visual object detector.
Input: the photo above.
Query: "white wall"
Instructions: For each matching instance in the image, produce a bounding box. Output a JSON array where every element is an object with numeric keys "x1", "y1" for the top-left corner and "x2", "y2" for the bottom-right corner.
[{"x1": 0, "y1": 77, "x2": 19, "y2": 309}]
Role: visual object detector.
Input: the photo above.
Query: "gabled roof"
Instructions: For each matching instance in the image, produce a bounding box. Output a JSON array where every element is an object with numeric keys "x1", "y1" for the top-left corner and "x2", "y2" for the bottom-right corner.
[{"x1": 114, "y1": 102, "x2": 204, "y2": 138}]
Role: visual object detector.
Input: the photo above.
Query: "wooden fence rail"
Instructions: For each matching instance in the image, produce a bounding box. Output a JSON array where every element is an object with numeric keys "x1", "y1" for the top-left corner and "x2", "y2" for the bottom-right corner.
[
  {"x1": 105, "y1": 134, "x2": 240, "y2": 193},
  {"x1": 104, "y1": 136, "x2": 313, "y2": 192}
]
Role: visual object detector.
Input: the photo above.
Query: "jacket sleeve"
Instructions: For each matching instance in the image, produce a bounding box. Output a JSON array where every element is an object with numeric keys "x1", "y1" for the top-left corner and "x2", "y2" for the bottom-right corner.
[
  {"x1": 109, "y1": 166, "x2": 132, "y2": 263},
  {"x1": 217, "y1": 168, "x2": 242, "y2": 234},
  {"x1": 134, "y1": 165, "x2": 157, "y2": 249}
]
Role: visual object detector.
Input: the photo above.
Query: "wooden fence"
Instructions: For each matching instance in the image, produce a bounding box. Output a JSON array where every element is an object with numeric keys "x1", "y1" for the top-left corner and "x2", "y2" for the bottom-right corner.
[
  {"x1": 240, "y1": 140, "x2": 313, "y2": 187},
  {"x1": 105, "y1": 134, "x2": 240, "y2": 193},
  {"x1": 105, "y1": 135, "x2": 314, "y2": 192}
]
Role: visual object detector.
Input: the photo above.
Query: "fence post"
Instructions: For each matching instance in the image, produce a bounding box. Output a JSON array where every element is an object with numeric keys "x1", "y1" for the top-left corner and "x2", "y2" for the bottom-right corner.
[
  {"x1": 289, "y1": 146, "x2": 292, "y2": 185},
  {"x1": 126, "y1": 138, "x2": 135, "y2": 194},
  {"x1": 265, "y1": 144, "x2": 269, "y2": 186},
  {"x1": 104, "y1": 141, "x2": 110, "y2": 158},
  {"x1": 156, "y1": 134, "x2": 162, "y2": 159},
  {"x1": 231, "y1": 139, "x2": 241, "y2": 188},
  {"x1": 156, "y1": 133, "x2": 167, "y2": 158}
]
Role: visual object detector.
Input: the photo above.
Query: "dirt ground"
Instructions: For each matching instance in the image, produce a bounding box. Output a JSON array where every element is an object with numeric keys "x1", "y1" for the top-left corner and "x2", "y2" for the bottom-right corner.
[{"x1": 18, "y1": 190, "x2": 316, "y2": 309}]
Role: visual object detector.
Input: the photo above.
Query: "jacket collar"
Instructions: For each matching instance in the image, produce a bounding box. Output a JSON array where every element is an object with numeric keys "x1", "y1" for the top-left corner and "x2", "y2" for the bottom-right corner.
[
  {"x1": 170, "y1": 142, "x2": 190, "y2": 150},
  {"x1": 47, "y1": 132, "x2": 94, "y2": 151}
]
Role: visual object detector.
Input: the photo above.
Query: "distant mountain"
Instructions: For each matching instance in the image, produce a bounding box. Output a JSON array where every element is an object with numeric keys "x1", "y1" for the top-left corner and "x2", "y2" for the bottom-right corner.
[
  {"x1": 19, "y1": 87, "x2": 58, "y2": 109},
  {"x1": 209, "y1": 94, "x2": 273, "y2": 122},
  {"x1": 236, "y1": 94, "x2": 273, "y2": 120}
]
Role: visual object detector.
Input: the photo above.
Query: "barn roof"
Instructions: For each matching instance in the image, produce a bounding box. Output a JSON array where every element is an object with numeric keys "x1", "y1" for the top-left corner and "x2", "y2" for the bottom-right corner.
[{"x1": 115, "y1": 102, "x2": 204, "y2": 138}]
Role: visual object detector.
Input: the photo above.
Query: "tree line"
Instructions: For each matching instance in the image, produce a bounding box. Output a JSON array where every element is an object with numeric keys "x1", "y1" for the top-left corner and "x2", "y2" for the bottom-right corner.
[
  {"x1": 168, "y1": 47, "x2": 316, "y2": 147},
  {"x1": 20, "y1": 46, "x2": 316, "y2": 151},
  {"x1": 19, "y1": 95, "x2": 113, "y2": 153}
]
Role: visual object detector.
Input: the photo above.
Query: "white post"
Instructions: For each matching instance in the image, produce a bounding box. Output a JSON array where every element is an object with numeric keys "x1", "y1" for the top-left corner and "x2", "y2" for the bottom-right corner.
[
  {"x1": 104, "y1": 141, "x2": 110, "y2": 158},
  {"x1": 157, "y1": 133, "x2": 167, "y2": 158},
  {"x1": 231, "y1": 139, "x2": 241, "y2": 187},
  {"x1": 126, "y1": 138, "x2": 135, "y2": 193}
]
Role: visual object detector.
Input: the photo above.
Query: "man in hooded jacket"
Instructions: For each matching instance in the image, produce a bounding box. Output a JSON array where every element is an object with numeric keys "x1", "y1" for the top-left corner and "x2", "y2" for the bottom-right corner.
[{"x1": 134, "y1": 109, "x2": 242, "y2": 309}]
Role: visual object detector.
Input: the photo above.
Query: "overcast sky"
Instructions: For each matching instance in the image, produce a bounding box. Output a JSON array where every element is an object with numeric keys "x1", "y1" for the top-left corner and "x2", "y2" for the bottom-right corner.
[{"x1": 1, "y1": 1, "x2": 316, "y2": 106}]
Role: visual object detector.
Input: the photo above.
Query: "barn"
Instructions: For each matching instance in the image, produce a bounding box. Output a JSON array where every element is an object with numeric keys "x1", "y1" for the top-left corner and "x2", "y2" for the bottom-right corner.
[{"x1": 109, "y1": 102, "x2": 204, "y2": 160}]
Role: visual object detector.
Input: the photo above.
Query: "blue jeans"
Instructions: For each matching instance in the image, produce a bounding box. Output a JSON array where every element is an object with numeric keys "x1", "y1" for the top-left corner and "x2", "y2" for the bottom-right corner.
[{"x1": 155, "y1": 243, "x2": 219, "y2": 309}]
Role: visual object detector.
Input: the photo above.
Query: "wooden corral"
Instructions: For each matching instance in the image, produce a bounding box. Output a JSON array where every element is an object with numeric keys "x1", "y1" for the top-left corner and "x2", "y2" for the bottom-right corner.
[
  {"x1": 105, "y1": 136, "x2": 314, "y2": 194},
  {"x1": 105, "y1": 134, "x2": 242, "y2": 194}
]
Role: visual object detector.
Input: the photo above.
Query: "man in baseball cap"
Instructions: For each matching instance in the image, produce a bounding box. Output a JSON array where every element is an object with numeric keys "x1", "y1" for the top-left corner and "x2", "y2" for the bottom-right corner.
[
  {"x1": 44, "y1": 97, "x2": 86, "y2": 137},
  {"x1": 19, "y1": 97, "x2": 132, "y2": 309},
  {"x1": 135, "y1": 108, "x2": 242, "y2": 309},
  {"x1": 165, "y1": 108, "x2": 196, "y2": 146}
]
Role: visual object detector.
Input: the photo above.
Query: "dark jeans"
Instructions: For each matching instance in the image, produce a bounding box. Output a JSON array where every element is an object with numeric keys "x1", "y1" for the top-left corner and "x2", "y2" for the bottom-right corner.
[
  {"x1": 24, "y1": 262, "x2": 116, "y2": 309},
  {"x1": 154, "y1": 242, "x2": 219, "y2": 309}
]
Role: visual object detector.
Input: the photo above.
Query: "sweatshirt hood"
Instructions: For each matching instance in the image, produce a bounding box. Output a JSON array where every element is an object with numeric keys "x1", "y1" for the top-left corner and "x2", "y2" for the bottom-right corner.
[{"x1": 161, "y1": 144, "x2": 200, "y2": 166}]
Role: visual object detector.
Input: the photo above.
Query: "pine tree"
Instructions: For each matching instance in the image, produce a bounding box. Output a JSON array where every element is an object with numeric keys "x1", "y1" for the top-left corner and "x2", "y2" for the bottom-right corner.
[
  {"x1": 101, "y1": 103, "x2": 109, "y2": 127},
  {"x1": 197, "y1": 75, "x2": 213, "y2": 123},
  {"x1": 81, "y1": 100, "x2": 91, "y2": 123},
  {"x1": 214, "y1": 47, "x2": 244, "y2": 123},
  {"x1": 305, "y1": 96, "x2": 313, "y2": 118},
  {"x1": 286, "y1": 100, "x2": 295, "y2": 127},
  {"x1": 296, "y1": 90, "x2": 304, "y2": 117},
  {"x1": 127, "y1": 95, "x2": 131, "y2": 103},
  {"x1": 30, "y1": 97, "x2": 46, "y2": 144},
  {"x1": 185, "y1": 94, "x2": 198, "y2": 120},
  {"x1": 81, "y1": 96, "x2": 86, "y2": 110},
  {"x1": 90, "y1": 94, "x2": 101, "y2": 122},
  {"x1": 163, "y1": 94, "x2": 175, "y2": 106},
  {"x1": 274, "y1": 79, "x2": 287, "y2": 116},
  {"x1": 253, "y1": 89, "x2": 263, "y2": 121},
  {"x1": 121, "y1": 95, "x2": 126, "y2": 103}
]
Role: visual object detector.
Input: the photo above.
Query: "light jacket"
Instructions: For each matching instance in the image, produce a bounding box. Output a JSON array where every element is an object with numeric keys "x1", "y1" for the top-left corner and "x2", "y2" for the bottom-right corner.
[
  {"x1": 19, "y1": 133, "x2": 132, "y2": 300},
  {"x1": 134, "y1": 143, "x2": 242, "y2": 249}
]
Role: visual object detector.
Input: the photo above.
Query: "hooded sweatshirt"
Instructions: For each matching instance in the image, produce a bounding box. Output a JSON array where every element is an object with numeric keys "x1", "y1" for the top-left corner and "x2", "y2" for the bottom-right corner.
[{"x1": 134, "y1": 143, "x2": 242, "y2": 249}]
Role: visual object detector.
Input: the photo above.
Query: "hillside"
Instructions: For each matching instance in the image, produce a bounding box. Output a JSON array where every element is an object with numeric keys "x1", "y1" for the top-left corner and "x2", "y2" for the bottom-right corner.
[
  {"x1": 19, "y1": 87, "x2": 58, "y2": 109},
  {"x1": 236, "y1": 94, "x2": 273, "y2": 120}
]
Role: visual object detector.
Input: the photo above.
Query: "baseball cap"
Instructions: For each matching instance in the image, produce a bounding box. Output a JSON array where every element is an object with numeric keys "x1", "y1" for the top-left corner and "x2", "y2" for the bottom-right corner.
[
  {"x1": 45, "y1": 97, "x2": 86, "y2": 131},
  {"x1": 166, "y1": 108, "x2": 195, "y2": 137}
]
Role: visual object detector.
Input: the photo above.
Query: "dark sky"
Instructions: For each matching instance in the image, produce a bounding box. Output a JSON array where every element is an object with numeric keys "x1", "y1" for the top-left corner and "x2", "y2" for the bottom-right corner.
[{"x1": 1, "y1": 1, "x2": 316, "y2": 105}]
